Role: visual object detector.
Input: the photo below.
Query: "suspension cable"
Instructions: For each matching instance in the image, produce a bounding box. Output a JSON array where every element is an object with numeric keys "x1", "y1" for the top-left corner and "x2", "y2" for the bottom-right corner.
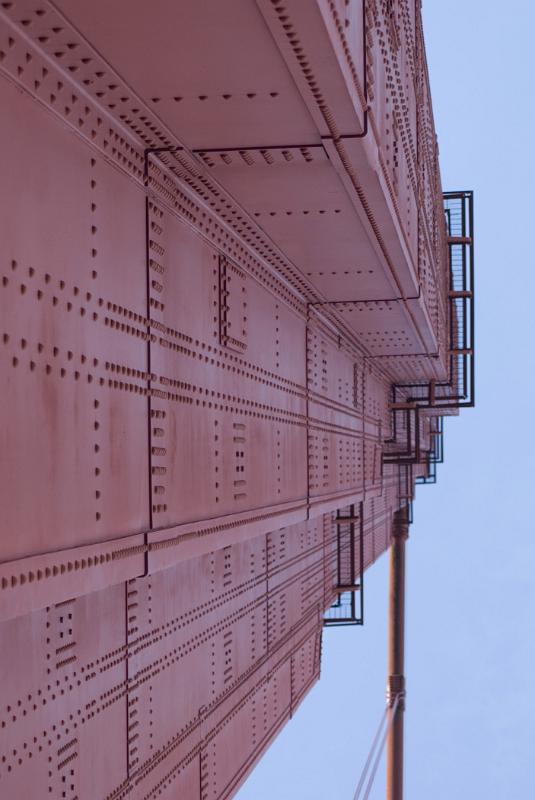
[{"x1": 353, "y1": 693, "x2": 401, "y2": 800}]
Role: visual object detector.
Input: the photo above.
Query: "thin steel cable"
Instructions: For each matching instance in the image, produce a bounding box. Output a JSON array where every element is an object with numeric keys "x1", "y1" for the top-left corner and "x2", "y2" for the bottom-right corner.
[
  {"x1": 353, "y1": 694, "x2": 401, "y2": 800},
  {"x1": 352, "y1": 707, "x2": 389, "y2": 800},
  {"x1": 362, "y1": 697, "x2": 399, "y2": 800}
]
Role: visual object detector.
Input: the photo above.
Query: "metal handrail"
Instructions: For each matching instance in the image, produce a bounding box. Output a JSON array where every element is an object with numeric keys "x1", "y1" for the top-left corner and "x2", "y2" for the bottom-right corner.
[
  {"x1": 384, "y1": 191, "x2": 475, "y2": 470},
  {"x1": 324, "y1": 502, "x2": 365, "y2": 626}
]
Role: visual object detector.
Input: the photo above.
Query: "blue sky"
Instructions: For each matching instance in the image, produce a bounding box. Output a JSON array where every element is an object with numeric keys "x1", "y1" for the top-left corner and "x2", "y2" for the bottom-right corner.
[{"x1": 237, "y1": 2, "x2": 535, "y2": 797}]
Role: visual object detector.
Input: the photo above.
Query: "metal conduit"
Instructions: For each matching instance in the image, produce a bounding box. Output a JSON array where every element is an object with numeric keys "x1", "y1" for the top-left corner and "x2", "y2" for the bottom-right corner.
[
  {"x1": 352, "y1": 506, "x2": 409, "y2": 800},
  {"x1": 386, "y1": 509, "x2": 409, "y2": 800}
]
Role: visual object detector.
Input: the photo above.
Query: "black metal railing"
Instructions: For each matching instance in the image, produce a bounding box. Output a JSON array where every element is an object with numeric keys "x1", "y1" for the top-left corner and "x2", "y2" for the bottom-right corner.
[
  {"x1": 325, "y1": 192, "x2": 474, "y2": 628},
  {"x1": 415, "y1": 415, "x2": 444, "y2": 485},
  {"x1": 324, "y1": 503, "x2": 365, "y2": 626},
  {"x1": 384, "y1": 191, "x2": 474, "y2": 467}
]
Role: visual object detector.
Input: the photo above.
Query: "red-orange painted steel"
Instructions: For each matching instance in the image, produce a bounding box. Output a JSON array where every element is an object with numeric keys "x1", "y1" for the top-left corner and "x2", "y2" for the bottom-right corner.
[{"x1": 0, "y1": 2, "x2": 455, "y2": 798}]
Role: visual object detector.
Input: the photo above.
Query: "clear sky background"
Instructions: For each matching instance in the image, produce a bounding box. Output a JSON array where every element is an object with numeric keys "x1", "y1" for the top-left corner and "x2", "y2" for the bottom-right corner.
[{"x1": 237, "y1": 1, "x2": 535, "y2": 797}]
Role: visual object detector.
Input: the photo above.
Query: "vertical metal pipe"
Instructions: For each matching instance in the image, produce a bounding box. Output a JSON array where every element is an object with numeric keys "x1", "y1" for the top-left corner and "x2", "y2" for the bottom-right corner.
[{"x1": 386, "y1": 509, "x2": 409, "y2": 800}]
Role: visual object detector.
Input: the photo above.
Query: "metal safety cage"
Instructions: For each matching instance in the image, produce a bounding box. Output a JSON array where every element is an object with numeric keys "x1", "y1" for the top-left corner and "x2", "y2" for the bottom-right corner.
[
  {"x1": 393, "y1": 191, "x2": 475, "y2": 410},
  {"x1": 383, "y1": 402, "x2": 422, "y2": 466},
  {"x1": 324, "y1": 503, "x2": 364, "y2": 627},
  {"x1": 384, "y1": 191, "x2": 474, "y2": 467},
  {"x1": 415, "y1": 415, "x2": 444, "y2": 485}
]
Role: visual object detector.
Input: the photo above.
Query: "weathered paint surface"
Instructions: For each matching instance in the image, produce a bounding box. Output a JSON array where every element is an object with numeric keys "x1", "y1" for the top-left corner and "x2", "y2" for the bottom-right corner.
[{"x1": 0, "y1": 2, "x2": 454, "y2": 798}]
